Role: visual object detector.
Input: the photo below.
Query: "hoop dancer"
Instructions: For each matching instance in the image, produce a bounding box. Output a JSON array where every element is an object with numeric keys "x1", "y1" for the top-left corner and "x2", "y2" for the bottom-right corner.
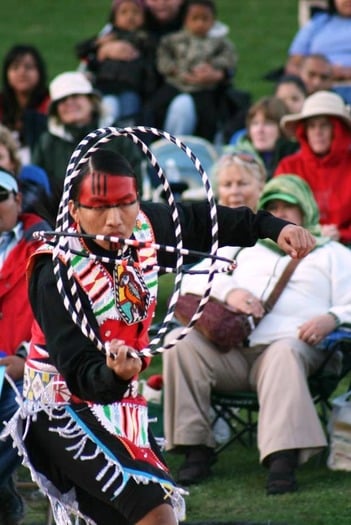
[{"x1": 3, "y1": 128, "x2": 315, "y2": 525}]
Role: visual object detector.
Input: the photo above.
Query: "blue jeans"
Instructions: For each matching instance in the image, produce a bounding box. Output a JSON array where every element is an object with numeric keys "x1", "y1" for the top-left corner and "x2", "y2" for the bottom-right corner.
[
  {"x1": 163, "y1": 93, "x2": 197, "y2": 135},
  {"x1": 103, "y1": 91, "x2": 141, "y2": 124},
  {"x1": 0, "y1": 379, "x2": 22, "y2": 486}
]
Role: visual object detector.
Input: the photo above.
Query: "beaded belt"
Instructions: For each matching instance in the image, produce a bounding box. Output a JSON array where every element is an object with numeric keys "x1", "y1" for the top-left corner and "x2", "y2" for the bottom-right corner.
[
  {"x1": 23, "y1": 361, "x2": 139, "y2": 405},
  {"x1": 23, "y1": 362, "x2": 71, "y2": 404}
]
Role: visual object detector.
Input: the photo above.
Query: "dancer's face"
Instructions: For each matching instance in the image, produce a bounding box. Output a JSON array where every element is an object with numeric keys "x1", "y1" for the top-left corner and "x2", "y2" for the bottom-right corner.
[{"x1": 69, "y1": 173, "x2": 139, "y2": 250}]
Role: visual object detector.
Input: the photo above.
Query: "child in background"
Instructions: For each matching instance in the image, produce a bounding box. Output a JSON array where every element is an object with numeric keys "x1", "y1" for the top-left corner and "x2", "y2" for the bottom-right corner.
[
  {"x1": 76, "y1": 0, "x2": 158, "y2": 125},
  {"x1": 152, "y1": 0, "x2": 237, "y2": 141}
]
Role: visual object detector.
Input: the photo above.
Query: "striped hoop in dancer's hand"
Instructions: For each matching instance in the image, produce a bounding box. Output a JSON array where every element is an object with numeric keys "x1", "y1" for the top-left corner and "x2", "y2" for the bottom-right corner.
[{"x1": 51, "y1": 126, "x2": 221, "y2": 357}]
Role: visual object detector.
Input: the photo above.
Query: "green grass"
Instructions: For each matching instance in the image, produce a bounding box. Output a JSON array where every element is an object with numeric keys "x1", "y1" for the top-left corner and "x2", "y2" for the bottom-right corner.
[
  {"x1": 18, "y1": 436, "x2": 351, "y2": 525},
  {"x1": 4, "y1": 2, "x2": 351, "y2": 524},
  {"x1": 0, "y1": 0, "x2": 298, "y2": 100}
]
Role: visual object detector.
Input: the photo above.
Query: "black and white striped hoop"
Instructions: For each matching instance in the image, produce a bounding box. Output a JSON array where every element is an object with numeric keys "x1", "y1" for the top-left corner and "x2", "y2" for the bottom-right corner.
[{"x1": 52, "y1": 126, "x2": 220, "y2": 357}]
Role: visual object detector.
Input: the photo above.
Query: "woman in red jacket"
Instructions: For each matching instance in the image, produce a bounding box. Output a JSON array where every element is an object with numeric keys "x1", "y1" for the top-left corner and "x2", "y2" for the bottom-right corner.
[{"x1": 275, "y1": 90, "x2": 351, "y2": 246}]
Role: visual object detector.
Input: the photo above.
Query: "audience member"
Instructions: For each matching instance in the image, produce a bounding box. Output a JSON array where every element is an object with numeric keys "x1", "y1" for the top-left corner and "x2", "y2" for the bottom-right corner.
[
  {"x1": 32, "y1": 71, "x2": 143, "y2": 194},
  {"x1": 178, "y1": 150, "x2": 267, "y2": 266},
  {"x1": 299, "y1": 54, "x2": 333, "y2": 95},
  {"x1": 144, "y1": 0, "x2": 228, "y2": 40},
  {"x1": 75, "y1": 0, "x2": 158, "y2": 125},
  {"x1": 275, "y1": 90, "x2": 351, "y2": 245},
  {"x1": 0, "y1": 168, "x2": 50, "y2": 525},
  {"x1": 144, "y1": 0, "x2": 186, "y2": 41},
  {"x1": 227, "y1": 96, "x2": 299, "y2": 180},
  {"x1": 211, "y1": 151, "x2": 267, "y2": 210},
  {"x1": 152, "y1": 0, "x2": 237, "y2": 141},
  {"x1": 0, "y1": 123, "x2": 51, "y2": 213},
  {"x1": 164, "y1": 174, "x2": 351, "y2": 494},
  {"x1": 274, "y1": 74, "x2": 307, "y2": 114},
  {"x1": 0, "y1": 44, "x2": 50, "y2": 163},
  {"x1": 285, "y1": 0, "x2": 351, "y2": 102}
]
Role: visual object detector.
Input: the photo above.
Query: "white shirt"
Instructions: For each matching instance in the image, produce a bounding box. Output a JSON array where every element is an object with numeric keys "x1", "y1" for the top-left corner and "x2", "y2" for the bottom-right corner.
[{"x1": 180, "y1": 241, "x2": 351, "y2": 346}]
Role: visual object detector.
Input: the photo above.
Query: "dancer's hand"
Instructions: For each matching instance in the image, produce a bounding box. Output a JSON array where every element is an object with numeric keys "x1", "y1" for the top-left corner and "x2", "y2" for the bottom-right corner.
[
  {"x1": 106, "y1": 339, "x2": 142, "y2": 380},
  {"x1": 276, "y1": 224, "x2": 316, "y2": 259}
]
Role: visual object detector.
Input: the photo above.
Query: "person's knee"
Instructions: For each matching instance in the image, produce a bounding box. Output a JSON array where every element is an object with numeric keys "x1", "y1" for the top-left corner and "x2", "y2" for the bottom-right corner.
[
  {"x1": 170, "y1": 93, "x2": 194, "y2": 115},
  {"x1": 164, "y1": 94, "x2": 197, "y2": 134},
  {"x1": 164, "y1": 329, "x2": 204, "y2": 363},
  {"x1": 259, "y1": 339, "x2": 311, "y2": 379}
]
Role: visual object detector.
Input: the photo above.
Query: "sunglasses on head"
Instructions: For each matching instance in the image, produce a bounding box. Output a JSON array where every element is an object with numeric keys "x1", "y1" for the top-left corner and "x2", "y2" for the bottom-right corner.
[
  {"x1": 220, "y1": 151, "x2": 260, "y2": 166},
  {"x1": 228, "y1": 151, "x2": 260, "y2": 164},
  {"x1": 0, "y1": 190, "x2": 12, "y2": 202}
]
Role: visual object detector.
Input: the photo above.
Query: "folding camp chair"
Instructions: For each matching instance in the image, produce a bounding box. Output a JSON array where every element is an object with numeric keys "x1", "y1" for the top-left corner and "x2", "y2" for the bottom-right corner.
[
  {"x1": 142, "y1": 135, "x2": 219, "y2": 202},
  {"x1": 211, "y1": 333, "x2": 351, "y2": 454}
]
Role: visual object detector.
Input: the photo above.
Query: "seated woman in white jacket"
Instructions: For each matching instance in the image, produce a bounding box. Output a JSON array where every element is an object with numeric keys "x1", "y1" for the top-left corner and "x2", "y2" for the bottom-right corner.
[{"x1": 163, "y1": 174, "x2": 351, "y2": 494}]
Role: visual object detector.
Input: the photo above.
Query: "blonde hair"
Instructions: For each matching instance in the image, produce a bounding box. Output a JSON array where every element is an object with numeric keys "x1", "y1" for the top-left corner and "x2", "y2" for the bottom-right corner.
[
  {"x1": 211, "y1": 151, "x2": 267, "y2": 195},
  {"x1": 0, "y1": 124, "x2": 22, "y2": 175}
]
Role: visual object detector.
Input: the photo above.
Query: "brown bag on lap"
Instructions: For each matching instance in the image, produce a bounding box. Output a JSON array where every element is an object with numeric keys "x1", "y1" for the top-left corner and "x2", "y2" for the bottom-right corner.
[
  {"x1": 174, "y1": 258, "x2": 300, "y2": 353},
  {"x1": 175, "y1": 294, "x2": 254, "y2": 352}
]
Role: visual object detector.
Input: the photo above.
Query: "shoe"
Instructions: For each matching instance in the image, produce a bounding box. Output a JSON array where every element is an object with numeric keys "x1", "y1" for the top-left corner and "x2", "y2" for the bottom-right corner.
[
  {"x1": 266, "y1": 471, "x2": 298, "y2": 495},
  {"x1": 0, "y1": 477, "x2": 25, "y2": 525},
  {"x1": 176, "y1": 446, "x2": 217, "y2": 486},
  {"x1": 265, "y1": 449, "x2": 298, "y2": 496}
]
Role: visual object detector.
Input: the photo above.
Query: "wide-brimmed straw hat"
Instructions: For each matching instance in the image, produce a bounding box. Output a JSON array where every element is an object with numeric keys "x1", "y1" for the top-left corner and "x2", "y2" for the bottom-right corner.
[{"x1": 281, "y1": 90, "x2": 351, "y2": 136}]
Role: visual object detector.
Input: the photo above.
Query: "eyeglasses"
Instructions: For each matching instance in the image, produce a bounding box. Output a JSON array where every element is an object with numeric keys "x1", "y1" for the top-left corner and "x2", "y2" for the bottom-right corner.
[{"x1": 0, "y1": 190, "x2": 12, "y2": 202}]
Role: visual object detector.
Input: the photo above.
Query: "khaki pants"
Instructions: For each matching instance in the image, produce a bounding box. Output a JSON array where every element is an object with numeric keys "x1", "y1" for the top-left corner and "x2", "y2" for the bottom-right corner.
[{"x1": 163, "y1": 327, "x2": 341, "y2": 464}]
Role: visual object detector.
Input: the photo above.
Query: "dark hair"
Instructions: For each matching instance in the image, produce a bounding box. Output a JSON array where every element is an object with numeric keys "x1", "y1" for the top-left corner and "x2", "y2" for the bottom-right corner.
[
  {"x1": 70, "y1": 149, "x2": 136, "y2": 201},
  {"x1": 1, "y1": 44, "x2": 48, "y2": 129},
  {"x1": 274, "y1": 74, "x2": 308, "y2": 97},
  {"x1": 301, "y1": 53, "x2": 331, "y2": 66},
  {"x1": 108, "y1": 0, "x2": 145, "y2": 25},
  {"x1": 328, "y1": 0, "x2": 337, "y2": 14},
  {"x1": 183, "y1": 0, "x2": 216, "y2": 18}
]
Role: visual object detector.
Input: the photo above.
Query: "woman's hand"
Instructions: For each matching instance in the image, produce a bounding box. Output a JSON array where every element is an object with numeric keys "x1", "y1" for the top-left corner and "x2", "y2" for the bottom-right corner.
[
  {"x1": 225, "y1": 288, "x2": 265, "y2": 319},
  {"x1": 106, "y1": 339, "x2": 142, "y2": 381},
  {"x1": 277, "y1": 224, "x2": 316, "y2": 258},
  {"x1": 97, "y1": 40, "x2": 139, "y2": 61},
  {"x1": 298, "y1": 313, "x2": 338, "y2": 346}
]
